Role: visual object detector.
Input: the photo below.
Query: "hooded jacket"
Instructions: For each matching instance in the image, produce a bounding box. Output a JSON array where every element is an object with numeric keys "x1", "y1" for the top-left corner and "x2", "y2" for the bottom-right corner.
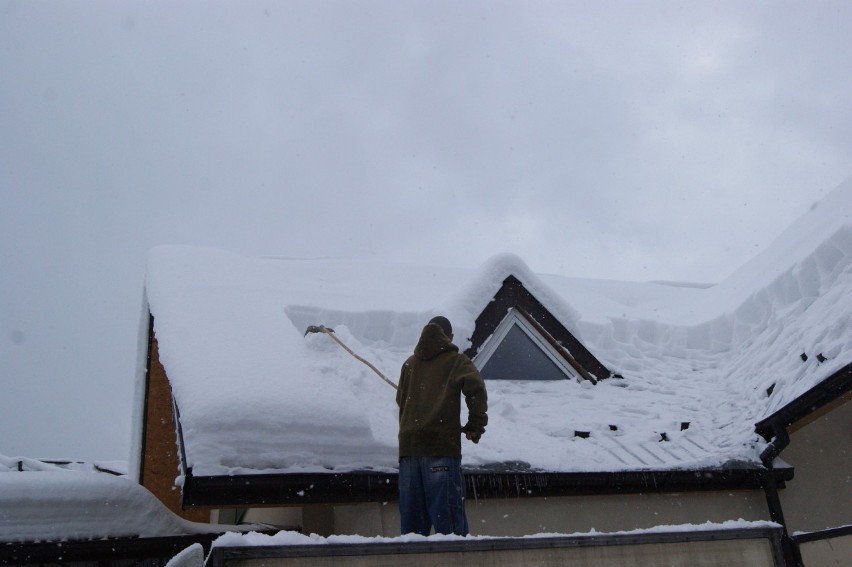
[{"x1": 397, "y1": 323, "x2": 488, "y2": 458}]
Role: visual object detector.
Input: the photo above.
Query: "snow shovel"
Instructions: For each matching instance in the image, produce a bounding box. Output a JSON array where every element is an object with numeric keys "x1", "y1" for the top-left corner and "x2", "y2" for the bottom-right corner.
[{"x1": 304, "y1": 325, "x2": 398, "y2": 390}]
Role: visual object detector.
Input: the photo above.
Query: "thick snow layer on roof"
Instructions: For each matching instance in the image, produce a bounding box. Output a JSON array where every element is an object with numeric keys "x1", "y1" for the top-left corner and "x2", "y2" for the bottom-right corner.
[
  {"x1": 0, "y1": 455, "x2": 233, "y2": 543},
  {"x1": 142, "y1": 179, "x2": 852, "y2": 477}
]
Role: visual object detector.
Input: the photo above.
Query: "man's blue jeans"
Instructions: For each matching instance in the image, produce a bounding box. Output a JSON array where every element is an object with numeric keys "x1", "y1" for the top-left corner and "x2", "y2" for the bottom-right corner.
[{"x1": 398, "y1": 456, "x2": 469, "y2": 536}]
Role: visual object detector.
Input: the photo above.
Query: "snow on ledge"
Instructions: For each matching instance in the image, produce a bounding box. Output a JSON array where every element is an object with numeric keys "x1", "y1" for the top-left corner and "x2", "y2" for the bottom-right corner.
[
  {"x1": 0, "y1": 455, "x2": 248, "y2": 543},
  {"x1": 210, "y1": 519, "x2": 782, "y2": 549}
]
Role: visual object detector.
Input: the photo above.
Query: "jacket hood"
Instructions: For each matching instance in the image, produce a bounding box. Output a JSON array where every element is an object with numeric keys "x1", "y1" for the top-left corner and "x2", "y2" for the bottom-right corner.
[{"x1": 413, "y1": 323, "x2": 459, "y2": 361}]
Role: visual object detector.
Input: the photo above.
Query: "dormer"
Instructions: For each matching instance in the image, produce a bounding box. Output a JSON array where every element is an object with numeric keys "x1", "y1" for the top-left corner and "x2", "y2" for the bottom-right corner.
[{"x1": 465, "y1": 275, "x2": 610, "y2": 383}]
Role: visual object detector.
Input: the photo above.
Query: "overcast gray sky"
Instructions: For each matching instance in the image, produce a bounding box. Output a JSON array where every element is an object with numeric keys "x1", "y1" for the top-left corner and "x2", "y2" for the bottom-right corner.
[{"x1": 1, "y1": 0, "x2": 850, "y2": 461}]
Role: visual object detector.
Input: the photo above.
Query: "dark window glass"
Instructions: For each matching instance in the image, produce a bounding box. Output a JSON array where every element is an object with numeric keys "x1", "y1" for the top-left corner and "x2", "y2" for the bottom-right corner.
[{"x1": 480, "y1": 324, "x2": 569, "y2": 381}]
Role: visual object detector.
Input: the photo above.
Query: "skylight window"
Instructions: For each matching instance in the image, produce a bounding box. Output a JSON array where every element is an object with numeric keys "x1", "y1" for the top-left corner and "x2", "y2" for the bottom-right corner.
[{"x1": 474, "y1": 309, "x2": 578, "y2": 381}]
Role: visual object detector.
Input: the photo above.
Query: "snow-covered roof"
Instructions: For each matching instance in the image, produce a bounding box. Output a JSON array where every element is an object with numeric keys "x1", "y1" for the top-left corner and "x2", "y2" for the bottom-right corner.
[
  {"x1": 0, "y1": 455, "x2": 231, "y2": 543},
  {"x1": 140, "y1": 179, "x2": 852, "y2": 478}
]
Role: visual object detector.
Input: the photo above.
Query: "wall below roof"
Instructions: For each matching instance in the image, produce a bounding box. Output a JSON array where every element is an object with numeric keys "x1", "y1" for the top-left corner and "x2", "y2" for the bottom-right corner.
[
  {"x1": 465, "y1": 491, "x2": 770, "y2": 537},
  {"x1": 780, "y1": 397, "x2": 852, "y2": 533},
  {"x1": 798, "y1": 532, "x2": 852, "y2": 567},
  {"x1": 215, "y1": 490, "x2": 771, "y2": 538},
  {"x1": 141, "y1": 333, "x2": 208, "y2": 523}
]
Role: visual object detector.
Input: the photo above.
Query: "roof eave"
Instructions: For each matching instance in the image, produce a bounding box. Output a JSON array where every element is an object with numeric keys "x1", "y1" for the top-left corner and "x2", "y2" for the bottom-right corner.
[
  {"x1": 181, "y1": 464, "x2": 793, "y2": 508},
  {"x1": 755, "y1": 362, "x2": 852, "y2": 440}
]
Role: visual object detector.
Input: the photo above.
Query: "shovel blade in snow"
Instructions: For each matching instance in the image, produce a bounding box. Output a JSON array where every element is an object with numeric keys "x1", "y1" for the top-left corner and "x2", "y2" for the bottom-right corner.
[{"x1": 304, "y1": 324, "x2": 334, "y2": 336}]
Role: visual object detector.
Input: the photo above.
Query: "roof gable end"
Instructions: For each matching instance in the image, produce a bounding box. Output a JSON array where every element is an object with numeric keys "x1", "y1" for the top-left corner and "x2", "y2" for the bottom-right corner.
[{"x1": 465, "y1": 274, "x2": 611, "y2": 381}]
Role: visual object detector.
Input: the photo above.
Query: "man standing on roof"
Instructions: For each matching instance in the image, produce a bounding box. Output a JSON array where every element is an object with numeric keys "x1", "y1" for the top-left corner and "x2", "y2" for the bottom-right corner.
[{"x1": 396, "y1": 316, "x2": 488, "y2": 536}]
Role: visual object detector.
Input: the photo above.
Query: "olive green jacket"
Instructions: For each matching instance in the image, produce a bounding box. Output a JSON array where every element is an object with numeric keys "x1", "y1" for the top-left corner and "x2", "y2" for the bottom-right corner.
[{"x1": 397, "y1": 323, "x2": 488, "y2": 458}]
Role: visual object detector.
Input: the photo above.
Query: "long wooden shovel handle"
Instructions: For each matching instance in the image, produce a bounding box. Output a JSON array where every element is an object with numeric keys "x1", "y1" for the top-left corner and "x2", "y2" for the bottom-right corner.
[{"x1": 314, "y1": 327, "x2": 398, "y2": 390}]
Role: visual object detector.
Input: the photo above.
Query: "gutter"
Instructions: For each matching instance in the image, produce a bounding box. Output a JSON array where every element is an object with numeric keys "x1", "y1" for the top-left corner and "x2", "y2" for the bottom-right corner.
[
  {"x1": 181, "y1": 464, "x2": 793, "y2": 508},
  {"x1": 759, "y1": 423, "x2": 790, "y2": 470}
]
